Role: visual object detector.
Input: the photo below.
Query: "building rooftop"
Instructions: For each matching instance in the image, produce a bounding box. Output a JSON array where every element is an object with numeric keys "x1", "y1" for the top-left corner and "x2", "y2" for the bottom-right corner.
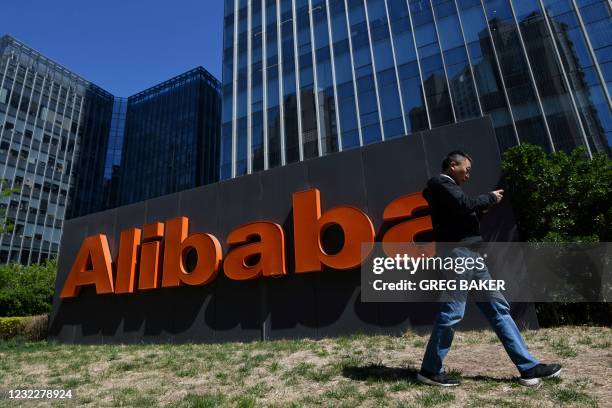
[
  {"x1": 0, "y1": 34, "x2": 113, "y2": 99},
  {"x1": 1, "y1": 34, "x2": 220, "y2": 101},
  {"x1": 128, "y1": 66, "x2": 221, "y2": 104}
]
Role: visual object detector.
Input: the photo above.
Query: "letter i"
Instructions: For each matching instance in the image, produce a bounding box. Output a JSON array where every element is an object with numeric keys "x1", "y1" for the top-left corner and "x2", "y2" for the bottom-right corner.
[
  {"x1": 138, "y1": 222, "x2": 164, "y2": 290},
  {"x1": 115, "y1": 228, "x2": 142, "y2": 294}
]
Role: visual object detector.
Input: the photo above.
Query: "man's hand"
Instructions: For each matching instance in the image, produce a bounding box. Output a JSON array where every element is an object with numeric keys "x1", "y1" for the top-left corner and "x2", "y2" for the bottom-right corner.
[{"x1": 492, "y1": 189, "x2": 504, "y2": 203}]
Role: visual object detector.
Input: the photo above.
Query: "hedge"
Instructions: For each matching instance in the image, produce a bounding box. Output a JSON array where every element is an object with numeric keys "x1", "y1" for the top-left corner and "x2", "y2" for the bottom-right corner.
[
  {"x1": 0, "y1": 315, "x2": 48, "y2": 341},
  {"x1": 0, "y1": 258, "x2": 57, "y2": 317}
]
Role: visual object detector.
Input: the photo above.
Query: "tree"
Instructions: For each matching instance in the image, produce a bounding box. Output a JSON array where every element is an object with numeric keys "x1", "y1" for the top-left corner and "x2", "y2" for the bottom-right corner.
[
  {"x1": 501, "y1": 144, "x2": 611, "y2": 325},
  {"x1": 0, "y1": 178, "x2": 19, "y2": 234}
]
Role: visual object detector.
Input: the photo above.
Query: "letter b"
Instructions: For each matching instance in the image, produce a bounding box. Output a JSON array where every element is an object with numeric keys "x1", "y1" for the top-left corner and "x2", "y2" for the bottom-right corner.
[
  {"x1": 293, "y1": 189, "x2": 375, "y2": 273},
  {"x1": 161, "y1": 217, "x2": 222, "y2": 287}
]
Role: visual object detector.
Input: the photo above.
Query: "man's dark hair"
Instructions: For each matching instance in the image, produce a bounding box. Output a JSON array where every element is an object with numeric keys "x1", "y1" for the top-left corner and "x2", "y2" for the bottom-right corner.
[{"x1": 442, "y1": 150, "x2": 472, "y2": 171}]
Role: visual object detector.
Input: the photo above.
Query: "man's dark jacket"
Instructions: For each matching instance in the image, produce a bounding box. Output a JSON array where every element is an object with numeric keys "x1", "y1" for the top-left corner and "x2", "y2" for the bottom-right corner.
[{"x1": 423, "y1": 175, "x2": 496, "y2": 243}]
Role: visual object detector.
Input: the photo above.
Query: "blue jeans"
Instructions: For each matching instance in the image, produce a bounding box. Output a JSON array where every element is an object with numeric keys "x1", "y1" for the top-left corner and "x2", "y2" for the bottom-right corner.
[{"x1": 420, "y1": 246, "x2": 539, "y2": 375}]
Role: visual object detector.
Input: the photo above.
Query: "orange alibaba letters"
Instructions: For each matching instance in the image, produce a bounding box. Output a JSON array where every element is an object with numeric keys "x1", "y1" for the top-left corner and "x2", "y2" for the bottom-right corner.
[
  {"x1": 59, "y1": 234, "x2": 114, "y2": 298},
  {"x1": 224, "y1": 222, "x2": 287, "y2": 280},
  {"x1": 59, "y1": 188, "x2": 432, "y2": 298},
  {"x1": 293, "y1": 189, "x2": 376, "y2": 272}
]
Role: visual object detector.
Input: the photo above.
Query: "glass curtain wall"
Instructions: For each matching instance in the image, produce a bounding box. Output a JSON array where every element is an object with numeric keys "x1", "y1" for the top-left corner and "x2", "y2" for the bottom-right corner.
[
  {"x1": 118, "y1": 68, "x2": 221, "y2": 206},
  {"x1": 0, "y1": 36, "x2": 95, "y2": 264},
  {"x1": 221, "y1": 0, "x2": 611, "y2": 180}
]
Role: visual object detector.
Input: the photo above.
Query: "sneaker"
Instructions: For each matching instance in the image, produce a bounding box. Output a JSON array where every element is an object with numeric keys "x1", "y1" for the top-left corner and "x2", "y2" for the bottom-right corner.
[
  {"x1": 519, "y1": 363, "x2": 562, "y2": 386},
  {"x1": 417, "y1": 370, "x2": 460, "y2": 387}
]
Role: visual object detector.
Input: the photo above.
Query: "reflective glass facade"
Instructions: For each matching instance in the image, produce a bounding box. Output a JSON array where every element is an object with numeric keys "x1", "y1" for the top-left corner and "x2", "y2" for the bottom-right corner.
[
  {"x1": 0, "y1": 35, "x2": 110, "y2": 264},
  {"x1": 118, "y1": 68, "x2": 221, "y2": 206},
  {"x1": 69, "y1": 68, "x2": 221, "y2": 215},
  {"x1": 104, "y1": 97, "x2": 127, "y2": 209},
  {"x1": 67, "y1": 94, "x2": 117, "y2": 219},
  {"x1": 221, "y1": 0, "x2": 611, "y2": 179}
]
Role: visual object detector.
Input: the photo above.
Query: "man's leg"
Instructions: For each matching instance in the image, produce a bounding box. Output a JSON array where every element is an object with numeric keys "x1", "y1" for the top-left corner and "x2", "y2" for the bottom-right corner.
[
  {"x1": 476, "y1": 297, "x2": 539, "y2": 372},
  {"x1": 468, "y1": 247, "x2": 539, "y2": 372},
  {"x1": 421, "y1": 246, "x2": 470, "y2": 376},
  {"x1": 420, "y1": 300, "x2": 467, "y2": 375}
]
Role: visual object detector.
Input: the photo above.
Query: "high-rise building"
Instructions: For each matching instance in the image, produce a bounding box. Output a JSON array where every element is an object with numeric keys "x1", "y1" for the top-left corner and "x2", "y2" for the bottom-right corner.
[
  {"x1": 0, "y1": 35, "x2": 118, "y2": 264},
  {"x1": 69, "y1": 67, "x2": 221, "y2": 216},
  {"x1": 117, "y1": 68, "x2": 221, "y2": 206},
  {"x1": 221, "y1": 0, "x2": 611, "y2": 179},
  {"x1": 0, "y1": 35, "x2": 221, "y2": 264}
]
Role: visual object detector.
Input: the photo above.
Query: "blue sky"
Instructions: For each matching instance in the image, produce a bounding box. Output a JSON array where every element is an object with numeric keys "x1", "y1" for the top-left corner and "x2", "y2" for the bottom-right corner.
[{"x1": 2, "y1": 0, "x2": 224, "y2": 96}]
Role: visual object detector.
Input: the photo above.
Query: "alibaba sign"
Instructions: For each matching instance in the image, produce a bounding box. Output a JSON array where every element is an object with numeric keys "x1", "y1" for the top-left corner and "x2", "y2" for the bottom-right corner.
[{"x1": 60, "y1": 188, "x2": 432, "y2": 298}]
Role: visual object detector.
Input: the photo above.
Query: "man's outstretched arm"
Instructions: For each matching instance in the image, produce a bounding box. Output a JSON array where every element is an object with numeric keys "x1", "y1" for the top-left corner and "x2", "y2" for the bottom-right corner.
[{"x1": 432, "y1": 178, "x2": 500, "y2": 214}]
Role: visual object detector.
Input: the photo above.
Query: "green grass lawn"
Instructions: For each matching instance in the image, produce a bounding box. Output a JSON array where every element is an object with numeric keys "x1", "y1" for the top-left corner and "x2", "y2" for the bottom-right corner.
[{"x1": 1, "y1": 326, "x2": 609, "y2": 407}]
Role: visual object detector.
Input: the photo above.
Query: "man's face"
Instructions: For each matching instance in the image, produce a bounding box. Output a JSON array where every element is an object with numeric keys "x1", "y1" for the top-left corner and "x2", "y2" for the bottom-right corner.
[{"x1": 448, "y1": 158, "x2": 471, "y2": 185}]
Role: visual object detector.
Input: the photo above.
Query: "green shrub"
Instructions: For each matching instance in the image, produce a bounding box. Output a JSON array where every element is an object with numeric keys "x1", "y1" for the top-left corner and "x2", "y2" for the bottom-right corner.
[
  {"x1": 502, "y1": 145, "x2": 611, "y2": 242},
  {"x1": 0, "y1": 316, "x2": 24, "y2": 339},
  {"x1": 501, "y1": 144, "x2": 612, "y2": 326},
  {"x1": 0, "y1": 315, "x2": 48, "y2": 340},
  {"x1": 0, "y1": 258, "x2": 57, "y2": 317}
]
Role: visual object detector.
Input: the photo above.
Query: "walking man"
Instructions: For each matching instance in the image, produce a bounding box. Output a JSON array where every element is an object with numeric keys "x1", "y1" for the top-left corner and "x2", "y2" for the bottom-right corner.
[{"x1": 416, "y1": 151, "x2": 562, "y2": 387}]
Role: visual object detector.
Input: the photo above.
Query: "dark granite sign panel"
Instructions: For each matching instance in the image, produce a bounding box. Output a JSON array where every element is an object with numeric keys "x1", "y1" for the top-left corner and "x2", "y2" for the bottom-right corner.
[{"x1": 49, "y1": 116, "x2": 537, "y2": 344}]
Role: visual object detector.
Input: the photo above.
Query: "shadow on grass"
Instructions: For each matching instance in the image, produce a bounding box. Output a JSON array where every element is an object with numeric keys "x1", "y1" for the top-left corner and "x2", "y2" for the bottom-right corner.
[
  {"x1": 342, "y1": 364, "x2": 516, "y2": 385},
  {"x1": 343, "y1": 365, "x2": 421, "y2": 384}
]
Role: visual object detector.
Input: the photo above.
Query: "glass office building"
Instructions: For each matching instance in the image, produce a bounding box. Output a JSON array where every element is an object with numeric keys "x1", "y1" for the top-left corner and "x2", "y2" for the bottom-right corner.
[
  {"x1": 221, "y1": 0, "x2": 611, "y2": 179},
  {"x1": 0, "y1": 35, "x2": 115, "y2": 264},
  {"x1": 0, "y1": 36, "x2": 222, "y2": 264},
  {"x1": 69, "y1": 67, "x2": 221, "y2": 215},
  {"x1": 117, "y1": 68, "x2": 221, "y2": 206}
]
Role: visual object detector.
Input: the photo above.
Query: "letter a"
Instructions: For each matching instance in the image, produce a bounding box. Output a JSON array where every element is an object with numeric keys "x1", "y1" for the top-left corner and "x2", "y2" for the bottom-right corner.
[
  {"x1": 224, "y1": 222, "x2": 287, "y2": 280},
  {"x1": 60, "y1": 234, "x2": 114, "y2": 298},
  {"x1": 293, "y1": 188, "x2": 375, "y2": 273},
  {"x1": 382, "y1": 193, "x2": 434, "y2": 257}
]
